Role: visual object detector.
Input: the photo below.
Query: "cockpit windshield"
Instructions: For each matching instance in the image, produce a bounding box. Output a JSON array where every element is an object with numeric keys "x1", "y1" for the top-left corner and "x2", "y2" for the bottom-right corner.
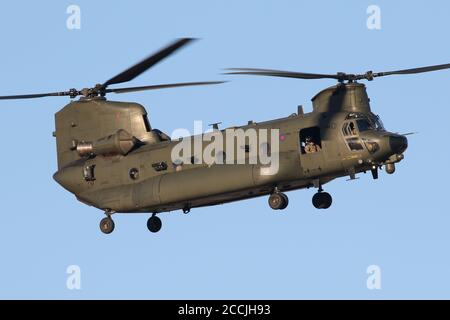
[
  {"x1": 372, "y1": 115, "x2": 385, "y2": 131},
  {"x1": 356, "y1": 119, "x2": 373, "y2": 132},
  {"x1": 346, "y1": 113, "x2": 385, "y2": 132}
]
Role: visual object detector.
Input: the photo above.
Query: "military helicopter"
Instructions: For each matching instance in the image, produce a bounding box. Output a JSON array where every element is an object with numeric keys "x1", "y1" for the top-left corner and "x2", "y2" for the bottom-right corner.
[{"x1": 1, "y1": 38, "x2": 449, "y2": 235}]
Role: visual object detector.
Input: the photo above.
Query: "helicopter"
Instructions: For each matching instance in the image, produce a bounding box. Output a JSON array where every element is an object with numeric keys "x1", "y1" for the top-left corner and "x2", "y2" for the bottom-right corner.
[{"x1": 1, "y1": 38, "x2": 449, "y2": 234}]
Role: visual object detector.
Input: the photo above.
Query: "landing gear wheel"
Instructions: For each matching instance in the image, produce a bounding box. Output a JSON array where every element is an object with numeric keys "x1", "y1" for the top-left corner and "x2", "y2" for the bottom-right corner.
[
  {"x1": 312, "y1": 192, "x2": 332, "y2": 209},
  {"x1": 100, "y1": 217, "x2": 115, "y2": 234},
  {"x1": 147, "y1": 215, "x2": 162, "y2": 233},
  {"x1": 268, "y1": 192, "x2": 289, "y2": 210},
  {"x1": 279, "y1": 193, "x2": 289, "y2": 210}
]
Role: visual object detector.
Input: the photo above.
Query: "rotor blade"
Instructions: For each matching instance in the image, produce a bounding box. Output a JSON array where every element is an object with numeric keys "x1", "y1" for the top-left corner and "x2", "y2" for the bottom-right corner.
[
  {"x1": 105, "y1": 81, "x2": 226, "y2": 94},
  {"x1": 0, "y1": 90, "x2": 75, "y2": 100},
  {"x1": 103, "y1": 38, "x2": 195, "y2": 88},
  {"x1": 372, "y1": 63, "x2": 450, "y2": 78},
  {"x1": 225, "y1": 68, "x2": 341, "y2": 80},
  {"x1": 401, "y1": 132, "x2": 419, "y2": 136}
]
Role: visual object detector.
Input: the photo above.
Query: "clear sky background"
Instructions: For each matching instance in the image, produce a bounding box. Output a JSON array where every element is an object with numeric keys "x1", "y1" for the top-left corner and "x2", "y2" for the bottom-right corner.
[{"x1": 0, "y1": 0, "x2": 449, "y2": 299}]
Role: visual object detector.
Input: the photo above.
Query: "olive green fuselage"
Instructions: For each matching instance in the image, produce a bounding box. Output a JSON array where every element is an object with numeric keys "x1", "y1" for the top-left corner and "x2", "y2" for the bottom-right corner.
[{"x1": 53, "y1": 83, "x2": 407, "y2": 214}]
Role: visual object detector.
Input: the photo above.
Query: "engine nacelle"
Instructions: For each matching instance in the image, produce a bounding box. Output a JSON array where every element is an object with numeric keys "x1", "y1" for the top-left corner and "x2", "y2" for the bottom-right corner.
[{"x1": 76, "y1": 129, "x2": 137, "y2": 157}]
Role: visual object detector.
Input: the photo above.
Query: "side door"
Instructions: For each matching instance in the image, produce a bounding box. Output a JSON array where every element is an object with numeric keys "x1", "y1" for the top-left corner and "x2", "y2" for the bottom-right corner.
[{"x1": 298, "y1": 126, "x2": 325, "y2": 177}]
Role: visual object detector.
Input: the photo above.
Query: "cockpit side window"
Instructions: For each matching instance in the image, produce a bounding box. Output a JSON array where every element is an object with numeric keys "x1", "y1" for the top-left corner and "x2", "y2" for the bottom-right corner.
[
  {"x1": 346, "y1": 138, "x2": 364, "y2": 151},
  {"x1": 342, "y1": 123, "x2": 349, "y2": 136},
  {"x1": 342, "y1": 121, "x2": 363, "y2": 151},
  {"x1": 343, "y1": 121, "x2": 357, "y2": 136}
]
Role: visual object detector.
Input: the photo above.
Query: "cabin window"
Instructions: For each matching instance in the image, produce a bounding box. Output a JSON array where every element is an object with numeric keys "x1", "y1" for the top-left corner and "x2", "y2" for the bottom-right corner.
[
  {"x1": 83, "y1": 165, "x2": 96, "y2": 181},
  {"x1": 300, "y1": 127, "x2": 322, "y2": 154},
  {"x1": 129, "y1": 168, "x2": 139, "y2": 180},
  {"x1": 152, "y1": 162, "x2": 168, "y2": 172}
]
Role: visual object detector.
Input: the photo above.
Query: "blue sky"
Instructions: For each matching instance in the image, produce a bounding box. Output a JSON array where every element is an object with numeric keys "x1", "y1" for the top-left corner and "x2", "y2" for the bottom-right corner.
[{"x1": 0, "y1": 0, "x2": 449, "y2": 299}]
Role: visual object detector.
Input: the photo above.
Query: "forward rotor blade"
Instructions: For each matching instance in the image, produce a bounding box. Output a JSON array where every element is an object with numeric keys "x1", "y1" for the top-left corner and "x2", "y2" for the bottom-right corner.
[
  {"x1": 105, "y1": 81, "x2": 226, "y2": 94},
  {"x1": 401, "y1": 132, "x2": 419, "y2": 136},
  {"x1": 373, "y1": 63, "x2": 450, "y2": 78},
  {"x1": 227, "y1": 63, "x2": 450, "y2": 82},
  {"x1": 0, "y1": 90, "x2": 75, "y2": 100},
  {"x1": 225, "y1": 68, "x2": 340, "y2": 80},
  {"x1": 103, "y1": 38, "x2": 195, "y2": 88}
]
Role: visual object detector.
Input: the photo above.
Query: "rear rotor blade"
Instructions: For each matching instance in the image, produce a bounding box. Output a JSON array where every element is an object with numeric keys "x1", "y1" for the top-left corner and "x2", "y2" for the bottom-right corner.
[
  {"x1": 105, "y1": 81, "x2": 225, "y2": 94},
  {"x1": 102, "y1": 38, "x2": 195, "y2": 88},
  {"x1": 0, "y1": 90, "x2": 77, "y2": 100}
]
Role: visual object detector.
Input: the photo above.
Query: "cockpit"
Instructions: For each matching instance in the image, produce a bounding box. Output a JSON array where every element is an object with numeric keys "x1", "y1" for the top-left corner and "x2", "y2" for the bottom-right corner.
[
  {"x1": 345, "y1": 112, "x2": 385, "y2": 132},
  {"x1": 342, "y1": 113, "x2": 385, "y2": 152}
]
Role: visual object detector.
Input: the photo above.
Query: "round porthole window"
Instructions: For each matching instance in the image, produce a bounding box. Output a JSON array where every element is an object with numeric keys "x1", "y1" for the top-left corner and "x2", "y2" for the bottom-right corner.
[{"x1": 129, "y1": 168, "x2": 139, "y2": 180}]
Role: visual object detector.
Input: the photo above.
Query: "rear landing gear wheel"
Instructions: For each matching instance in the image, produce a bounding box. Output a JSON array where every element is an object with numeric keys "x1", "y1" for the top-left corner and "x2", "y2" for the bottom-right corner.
[
  {"x1": 147, "y1": 215, "x2": 162, "y2": 233},
  {"x1": 312, "y1": 192, "x2": 332, "y2": 209},
  {"x1": 268, "y1": 192, "x2": 289, "y2": 210},
  {"x1": 100, "y1": 217, "x2": 115, "y2": 234}
]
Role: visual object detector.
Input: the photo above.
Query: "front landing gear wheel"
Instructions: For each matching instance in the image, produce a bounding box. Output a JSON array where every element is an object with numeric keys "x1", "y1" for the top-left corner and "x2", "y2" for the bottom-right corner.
[
  {"x1": 268, "y1": 192, "x2": 289, "y2": 210},
  {"x1": 100, "y1": 217, "x2": 115, "y2": 234},
  {"x1": 312, "y1": 192, "x2": 332, "y2": 209},
  {"x1": 279, "y1": 193, "x2": 289, "y2": 210},
  {"x1": 147, "y1": 215, "x2": 162, "y2": 233}
]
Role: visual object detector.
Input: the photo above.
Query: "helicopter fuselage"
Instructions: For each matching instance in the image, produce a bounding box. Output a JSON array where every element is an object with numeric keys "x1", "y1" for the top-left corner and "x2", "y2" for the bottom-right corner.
[{"x1": 53, "y1": 83, "x2": 407, "y2": 215}]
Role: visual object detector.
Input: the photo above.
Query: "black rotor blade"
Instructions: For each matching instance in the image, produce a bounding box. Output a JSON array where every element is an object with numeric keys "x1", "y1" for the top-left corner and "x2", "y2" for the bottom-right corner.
[
  {"x1": 102, "y1": 38, "x2": 195, "y2": 88},
  {"x1": 401, "y1": 132, "x2": 419, "y2": 136},
  {"x1": 372, "y1": 63, "x2": 450, "y2": 78},
  {"x1": 0, "y1": 90, "x2": 76, "y2": 100},
  {"x1": 225, "y1": 68, "x2": 341, "y2": 80},
  {"x1": 227, "y1": 63, "x2": 450, "y2": 82},
  {"x1": 105, "y1": 81, "x2": 226, "y2": 94}
]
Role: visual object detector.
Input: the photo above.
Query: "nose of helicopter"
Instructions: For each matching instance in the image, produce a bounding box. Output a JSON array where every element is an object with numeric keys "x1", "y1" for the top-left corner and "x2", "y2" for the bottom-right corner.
[{"x1": 389, "y1": 134, "x2": 408, "y2": 154}]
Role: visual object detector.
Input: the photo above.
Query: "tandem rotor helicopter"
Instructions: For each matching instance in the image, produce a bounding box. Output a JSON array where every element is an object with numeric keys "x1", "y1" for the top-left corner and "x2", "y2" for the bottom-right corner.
[{"x1": 1, "y1": 38, "x2": 449, "y2": 234}]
